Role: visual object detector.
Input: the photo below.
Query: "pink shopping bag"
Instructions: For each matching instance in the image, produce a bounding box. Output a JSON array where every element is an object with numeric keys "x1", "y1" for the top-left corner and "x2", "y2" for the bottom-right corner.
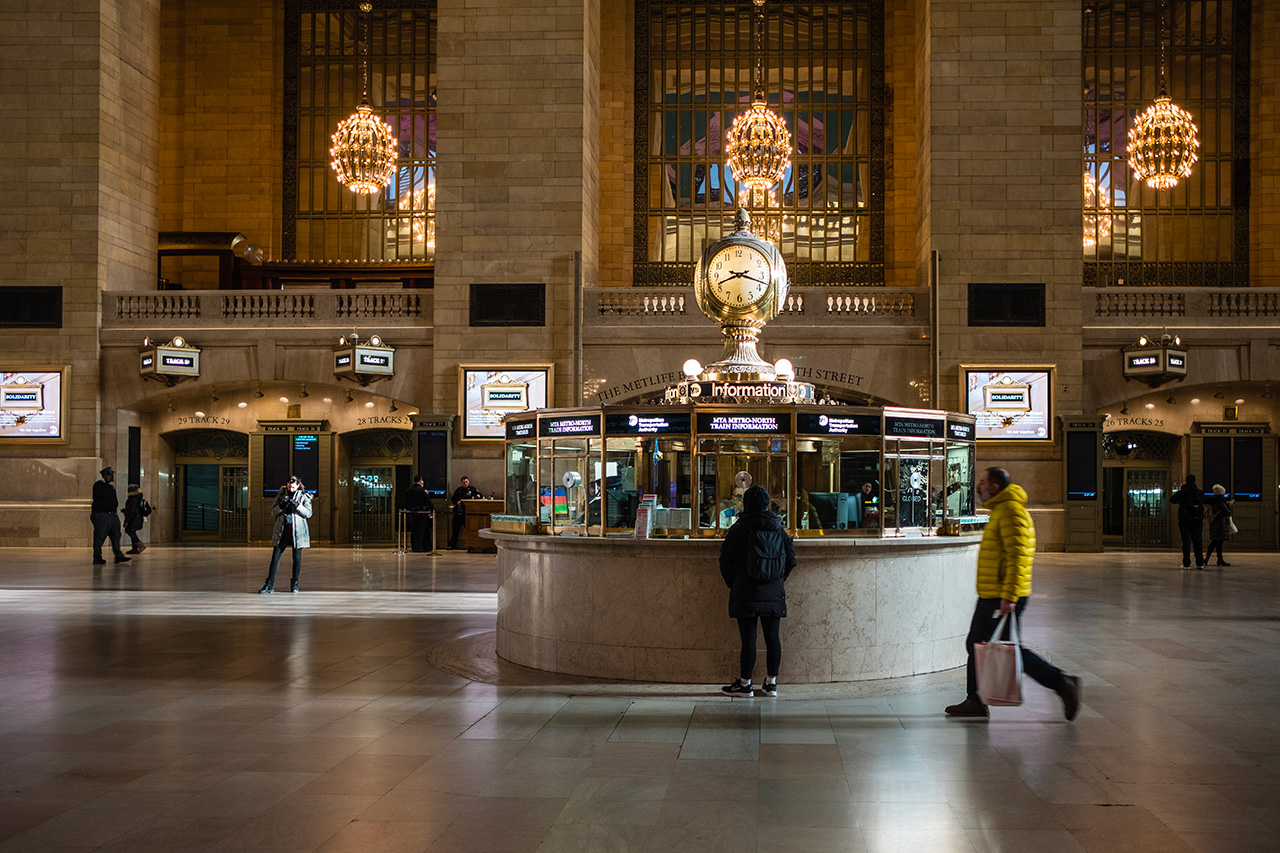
[{"x1": 975, "y1": 613, "x2": 1023, "y2": 706}]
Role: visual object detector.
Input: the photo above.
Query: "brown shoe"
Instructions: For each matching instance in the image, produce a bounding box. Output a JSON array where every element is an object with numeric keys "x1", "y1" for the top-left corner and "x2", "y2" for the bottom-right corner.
[
  {"x1": 1058, "y1": 675, "x2": 1081, "y2": 722},
  {"x1": 944, "y1": 698, "x2": 989, "y2": 718},
  {"x1": 136, "y1": 542, "x2": 147, "y2": 553}
]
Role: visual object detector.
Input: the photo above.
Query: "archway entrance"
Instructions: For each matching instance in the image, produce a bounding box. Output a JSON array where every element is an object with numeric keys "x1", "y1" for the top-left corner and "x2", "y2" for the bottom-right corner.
[
  {"x1": 166, "y1": 430, "x2": 250, "y2": 542},
  {"x1": 346, "y1": 429, "x2": 414, "y2": 543},
  {"x1": 1102, "y1": 431, "x2": 1177, "y2": 548}
]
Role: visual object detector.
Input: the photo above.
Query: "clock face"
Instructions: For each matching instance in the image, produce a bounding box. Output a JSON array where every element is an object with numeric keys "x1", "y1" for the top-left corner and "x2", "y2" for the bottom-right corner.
[{"x1": 707, "y1": 245, "x2": 771, "y2": 308}]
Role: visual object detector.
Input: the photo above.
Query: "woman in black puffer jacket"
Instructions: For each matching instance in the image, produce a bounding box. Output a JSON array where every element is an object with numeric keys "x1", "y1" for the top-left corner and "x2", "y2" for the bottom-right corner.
[{"x1": 718, "y1": 484, "x2": 797, "y2": 698}]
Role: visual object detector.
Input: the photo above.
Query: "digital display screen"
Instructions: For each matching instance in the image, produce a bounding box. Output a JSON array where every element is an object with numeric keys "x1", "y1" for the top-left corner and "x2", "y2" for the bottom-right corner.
[
  {"x1": 947, "y1": 421, "x2": 975, "y2": 441},
  {"x1": 1066, "y1": 431, "x2": 1098, "y2": 499},
  {"x1": 262, "y1": 434, "x2": 290, "y2": 496},
  {"x1": 0, "y1": 370, "x2": 62, "y2": 440},
  {"x1": 506, "y1": 419, "x2": 536, "y2": 440},
  {"x1": 963, "y1": 368, "x2": 1053, "y2": 440},
  {"x1": 462, "y1": 367, "x2": 549, "y2": 439},
  {"x1": 540, "y1": 415, "x2": 601, "y2": 437},
  {"x1": 696, "y1": 412, "x2": 792, "y2": 433},
  {"x1": 416, "y1": 428, "x2": 449, "y2": 497},
  {"x1": 292, "y1": 434, "x2": 319, "y2": 493},
  {"x1": 884, "y1": 414, "x2": 945, "y2": 439},
  {"x1": 796, "y1": 412, "x2": 880, "y2": 436},
  {"x1": 604, "y1": 412, "x2": 692, "y2": 435}
]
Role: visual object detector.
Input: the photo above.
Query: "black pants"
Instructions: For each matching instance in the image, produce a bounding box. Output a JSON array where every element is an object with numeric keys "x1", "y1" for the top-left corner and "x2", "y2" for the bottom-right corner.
[
  {"x1": 449, "y1": 512, "x2": 466, "y2": 549},
  {"x1": 736, "y1": 615, "x2": 782, "y2": 681},
  {"x1": 1179, "y1": 522, "x2": 1204, "y2": 567},
  {"x1": 91, "y1": 512, "x2": 125, "y2": 558},
  {"x1": 1204, "y1": 537, "x2": 1226, "y2": 564},
  {"x1": 265, "y1": 541, "x2": 302, "y2": 586},
  {"x1": 964, "y1": 597, "x2": 1066, "y2": 703},
  {"x1": 408, "y1": 512, "x2": 432, "y2": 552}
]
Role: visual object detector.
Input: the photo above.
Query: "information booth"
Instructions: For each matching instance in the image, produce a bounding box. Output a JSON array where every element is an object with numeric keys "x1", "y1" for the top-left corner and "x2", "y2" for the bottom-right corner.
[{"x1": 503, "y1": 404, "x2": 978, "y2": 539}]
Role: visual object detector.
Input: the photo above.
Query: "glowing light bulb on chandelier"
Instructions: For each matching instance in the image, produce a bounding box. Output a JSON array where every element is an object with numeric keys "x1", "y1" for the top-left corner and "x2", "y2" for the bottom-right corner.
[
  {"x1": 1128, "y1": 96, "x2": 1199, "y2": 190},
  {"x1": 330, "y1": 2, "x2": 398, "y2": 194},
  {"x1": 725, "y1": 0, "x2": 791, "y2": 195}
]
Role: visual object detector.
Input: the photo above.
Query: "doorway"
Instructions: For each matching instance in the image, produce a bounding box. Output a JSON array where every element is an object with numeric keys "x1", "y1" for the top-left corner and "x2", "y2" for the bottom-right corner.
[
  {"x1": 352, "y1": 466, "x2": 396, "y2": 542},
  {"x1": 1102, "y1": 431, "x2": 1176, "y2": 548},
  {"x1": 168, "y1": 429, "x2": 252, "y2": 543}
]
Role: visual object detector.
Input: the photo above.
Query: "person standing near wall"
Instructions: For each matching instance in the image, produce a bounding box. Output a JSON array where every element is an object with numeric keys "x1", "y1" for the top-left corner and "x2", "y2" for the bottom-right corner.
[
  {"x1": 1170, "y1": 474, "x2": 1206, "y2": 570},
  {"x1": 404, "y1": 474, "x2": 435, "y2": 552},
  {"x1": 1204, "y1": 484, "x2": 1234, "y2": 568},
  {"x1": 90, "y1": 467, "x2": 130, "y2": 565},
  {"x1": 259, "y1": 476, "x2": 312, "y2": 594},
  {"x1": 447, "y1": 476, "x2": 482, "y2": 550}
]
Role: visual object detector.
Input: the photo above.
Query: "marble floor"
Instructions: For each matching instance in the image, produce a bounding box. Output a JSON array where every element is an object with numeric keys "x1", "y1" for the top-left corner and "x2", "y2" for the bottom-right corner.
[{"x1": 0, "y1": 544, "x2": 1277, "y2": 853}]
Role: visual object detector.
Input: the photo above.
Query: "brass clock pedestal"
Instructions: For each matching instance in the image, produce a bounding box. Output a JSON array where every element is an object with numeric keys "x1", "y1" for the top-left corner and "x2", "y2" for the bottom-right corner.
[{"x1": 692, "y1": 208, "x2": 790, "y2": 384}]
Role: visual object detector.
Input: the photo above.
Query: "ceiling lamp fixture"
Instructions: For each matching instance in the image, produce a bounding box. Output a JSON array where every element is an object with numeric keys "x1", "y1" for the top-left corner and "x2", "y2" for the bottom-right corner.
[
  {"x1": 1127, "y1": 1, "x2": 1199, "y2": 190},
  {"x1": 725, "y1": 0, "x2": 791, "y2": 199},
  {"x1": 330, "y1": 2, "x2": 398, "y2": 194}
]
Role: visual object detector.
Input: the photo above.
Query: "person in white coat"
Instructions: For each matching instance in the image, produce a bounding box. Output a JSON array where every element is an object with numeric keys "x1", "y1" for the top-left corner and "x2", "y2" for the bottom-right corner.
[{"x1": 259, "y1": 476, "x2": 313, "y2": 594}]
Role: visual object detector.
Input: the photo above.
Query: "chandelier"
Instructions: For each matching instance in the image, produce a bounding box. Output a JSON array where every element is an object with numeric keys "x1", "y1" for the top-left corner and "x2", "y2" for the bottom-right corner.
[
  {"x1": 330, "y1": 2, "x2": 398, "y2": 194},
  {"x1": 746, "y1": 186, "x2": 782, "y2": 244},
  {"x1": 1127, "y1": 2, "x2": 1198, "y2": 190},
  {"x1": 1082, "y1": 170, "x2": 1109, "y2": 248},
  {"x1": 725, "y1": 0, "x2": 791, "y2": 194}
]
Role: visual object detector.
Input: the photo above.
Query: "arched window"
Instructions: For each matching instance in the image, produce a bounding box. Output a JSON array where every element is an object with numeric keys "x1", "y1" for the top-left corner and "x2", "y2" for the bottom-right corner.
[
  {"x1": 636, "y1": 0, "x2": 885, "y2": 286},
  {"x1": 1083, "y1": 0, "x2": 1249, "y2": 287},
  {"x1": 285, "y1": 0, "x2": 437, "y2": 262}
]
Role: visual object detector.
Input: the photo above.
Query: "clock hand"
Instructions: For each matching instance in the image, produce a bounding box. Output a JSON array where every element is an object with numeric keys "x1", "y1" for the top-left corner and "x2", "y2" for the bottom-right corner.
[{"x1": 718, "y1": 270, "x2": 750, "y2": 283}]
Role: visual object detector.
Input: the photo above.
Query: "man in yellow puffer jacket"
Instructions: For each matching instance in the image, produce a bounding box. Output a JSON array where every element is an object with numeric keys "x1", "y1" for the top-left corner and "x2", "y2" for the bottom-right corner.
[{"x1": 945, "y1": 467, "x2": 1082, "y2": 720}]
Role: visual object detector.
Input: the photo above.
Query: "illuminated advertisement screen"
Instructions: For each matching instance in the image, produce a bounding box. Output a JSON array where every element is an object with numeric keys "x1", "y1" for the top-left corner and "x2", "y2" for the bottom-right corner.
[
  {"x1": 963, "y1": 368, "x2": 1053, "y2": 441},
  {"x1": 461, "y1": 366, "x2": 550, "y2": 440},
  {"x1": 0, "y1": 370, "x2": 62, "y2": 440},
  {"x1": 796, "y1": 412, "x2": 880, "y2": 436}
]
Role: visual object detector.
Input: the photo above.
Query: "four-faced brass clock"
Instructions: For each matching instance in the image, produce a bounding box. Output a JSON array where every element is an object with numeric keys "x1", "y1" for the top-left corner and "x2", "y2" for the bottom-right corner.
[{"x1": 692, "y1": 208, "x2": 789, "y2": 380}]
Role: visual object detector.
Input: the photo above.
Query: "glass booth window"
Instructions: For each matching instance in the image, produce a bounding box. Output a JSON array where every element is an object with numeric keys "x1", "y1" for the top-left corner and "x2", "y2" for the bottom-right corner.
[
  {"x1": 697, "y1": 436, "x2": 791, "y2": 533},
  {"x1": 505, "y1": 437, "x2": 538, "y2": 518},
  {"x1": 883, "y1": 439, "x2": 944, "y2": 532},
  {"x1": 944, "y1": 440, "x2": 975, "y2": 517},
  {"x1": 537, "y1": 438, "x2": 602, "y2": 535},
  {"x1": 795, "y1": 435, "x2": 880, "y2": 536},
  {"x1": 604, "y1": 437, "x2": 693, "y2": 535}
]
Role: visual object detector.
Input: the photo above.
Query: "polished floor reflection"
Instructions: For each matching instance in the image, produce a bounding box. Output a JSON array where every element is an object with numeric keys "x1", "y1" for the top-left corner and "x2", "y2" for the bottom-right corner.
[{"x1": 0, "y1": 545, "x2": 1276, "y2": 852}]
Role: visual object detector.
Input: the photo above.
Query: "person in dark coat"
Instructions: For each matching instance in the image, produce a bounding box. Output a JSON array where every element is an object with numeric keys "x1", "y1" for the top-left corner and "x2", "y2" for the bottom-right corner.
[
  {"x1": 122, "y1": 484, "x2": 151, "y2": 554},
  {"x1": 718, "y1": 484, "x2": 796, "y2": 698},
  {"x1": 447, "y1": 476, "x2": 482, "y2": 549},
  {"x1": 404, "y1": 474, "x2": 435, "y2": 552},
  {"x1": 1170, "y1": 474, "x2": 1206, "y2": 569},
  {"x1": 1204, "y1": 483, "x2": 1234, "y2": 567},
  {"x1": 90, "y1": 466, "x2": 130, "y2": 565}
]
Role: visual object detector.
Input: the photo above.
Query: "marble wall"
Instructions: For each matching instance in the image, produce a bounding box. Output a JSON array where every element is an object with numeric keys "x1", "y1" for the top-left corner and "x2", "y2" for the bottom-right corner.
[{"x1": 493, "y1": 532, "x2": 978, "y2": 683}]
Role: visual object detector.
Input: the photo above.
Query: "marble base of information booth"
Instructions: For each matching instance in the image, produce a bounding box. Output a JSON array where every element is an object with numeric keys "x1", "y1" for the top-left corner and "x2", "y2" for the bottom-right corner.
[{"x1": 487, "y1": 531, "x2": 979, "y2": 683}]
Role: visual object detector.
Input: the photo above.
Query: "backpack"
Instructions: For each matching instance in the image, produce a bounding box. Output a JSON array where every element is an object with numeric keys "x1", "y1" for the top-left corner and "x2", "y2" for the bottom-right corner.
[
  {"x1": 1185, "y1": 490, "x2": 1204, "y2": 523},
  {"x1": 745, "y1": 527, "x2": 787, "y2": 583}
]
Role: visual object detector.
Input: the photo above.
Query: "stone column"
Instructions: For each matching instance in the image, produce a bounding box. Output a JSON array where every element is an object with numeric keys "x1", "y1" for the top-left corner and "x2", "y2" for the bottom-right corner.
[
  {"x1": 434, "y1": 0, "x2": 601, "y2": 477},
  {"x1": 0, "y1": 0, "x2": 160, "y2": 545},
  {"x1": 917, "y1": 0, "x2": 1082, "y2": 547}
]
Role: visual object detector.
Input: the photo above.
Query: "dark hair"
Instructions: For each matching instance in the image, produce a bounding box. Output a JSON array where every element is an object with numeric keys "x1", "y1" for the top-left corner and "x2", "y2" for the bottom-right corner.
[
  {"x1": 985, "y1": 467, "x2": 1011, "y2": 491},
  {"x1": 1186, "y1": 474, "x2": 1197, "y2": 484},
  {"x1": 414, "y1": 474, "x2": 424, "y2": 483}
]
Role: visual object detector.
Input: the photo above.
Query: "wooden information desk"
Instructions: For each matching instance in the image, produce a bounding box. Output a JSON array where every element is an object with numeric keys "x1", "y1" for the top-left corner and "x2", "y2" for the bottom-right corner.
[{"x1": 461, "y1": 499, "x2": 504, "y2": 553}]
